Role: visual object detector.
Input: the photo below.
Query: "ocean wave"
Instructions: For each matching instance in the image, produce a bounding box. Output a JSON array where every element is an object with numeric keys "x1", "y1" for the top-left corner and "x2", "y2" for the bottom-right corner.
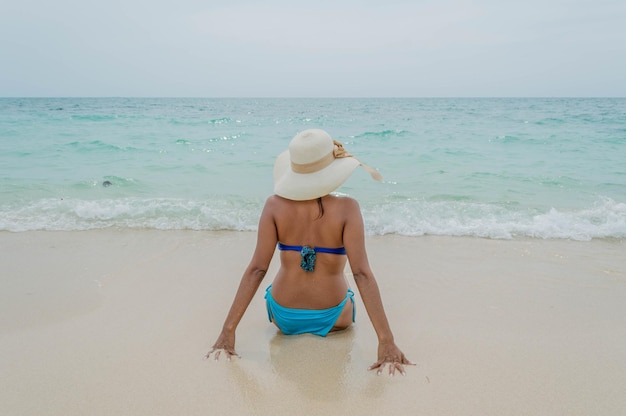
[
  {"x1": 70, "y1": 114, "x2": 119, "y2": 122},
  {"x1": 64, "y1": 140, "x2": 144, "y2": 153},
  {"x1": 0, "y1": 197, "x2": 262, "y2": 232},
  {"x1": 1, "y1": 196, "x2": 624, "y2": 241},
  {"x1": 363, "y1": 197, "x2": 626, "y2": 241},
  {"x1": 535, "y1": 117, "x2": 566, "y2": 125},
  {"x1": 352, "y1": 129, "x2": 411, "y2": 139},
  {"x1": 209, "y1": 117, "x2": 233, "y2": 125}
]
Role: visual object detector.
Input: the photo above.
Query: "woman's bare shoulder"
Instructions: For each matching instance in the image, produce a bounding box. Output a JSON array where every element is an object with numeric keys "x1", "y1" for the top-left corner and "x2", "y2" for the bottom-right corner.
[
  {"x1": 329, "y1": 195, "x2": 360, "y2": 210},
  {"x1": 265, "y1": 194, "x2": 279, "y2": 204},
  {"x1": 265, "y1": 194, "x2": 289, "y2": 207},
  {"x1": 266, "y1": 194, "x2": 360, "y2": 213},
  {"x1": 264, "y1": 195, "x2": 297, "y2": 216}
]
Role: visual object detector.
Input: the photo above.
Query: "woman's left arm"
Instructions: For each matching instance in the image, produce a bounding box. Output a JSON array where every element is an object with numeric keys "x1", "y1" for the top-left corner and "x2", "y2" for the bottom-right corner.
[{"x1": 206, "y1": 197, "x2": 278, "y2": 360}]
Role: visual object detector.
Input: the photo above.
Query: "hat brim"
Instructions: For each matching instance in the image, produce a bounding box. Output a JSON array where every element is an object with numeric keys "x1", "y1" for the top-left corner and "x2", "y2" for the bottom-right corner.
[{"x1": 273, "y1": 150, "x2": 361, "y2": 201}]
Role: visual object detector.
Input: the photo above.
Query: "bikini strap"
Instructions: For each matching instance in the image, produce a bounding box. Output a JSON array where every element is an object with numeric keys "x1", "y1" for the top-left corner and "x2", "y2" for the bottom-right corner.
[
  {"x1": 277, "y1": 243, "x2": 346, "y2": 272},
  {"x1": 277, "y1": 242, "x2": 301, "y2": 251},
  {"x1": 277, "y1": 243, "x2": 346, "y2": 255},
  {"x1": 315, "y1": 246, "x2": 347, "y2": 255}
]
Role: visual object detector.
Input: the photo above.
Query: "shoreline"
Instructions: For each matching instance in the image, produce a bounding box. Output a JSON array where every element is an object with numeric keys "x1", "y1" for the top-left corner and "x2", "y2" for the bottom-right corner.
[{"x1": 1, "y1": 229, "x2": 625, "y2": 415}]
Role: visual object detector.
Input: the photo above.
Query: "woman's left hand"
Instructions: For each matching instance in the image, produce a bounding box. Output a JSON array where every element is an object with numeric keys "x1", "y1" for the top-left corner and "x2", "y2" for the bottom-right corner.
[
  {"x1": 369, "y1": 342, "x2": 415, "y2": 376},
  {"x1": 205, "y1": 331, "x2": 239, "y2": 361}
]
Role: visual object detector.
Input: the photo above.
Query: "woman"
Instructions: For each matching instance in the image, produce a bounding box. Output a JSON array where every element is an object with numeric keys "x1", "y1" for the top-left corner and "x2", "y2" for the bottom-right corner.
[{"x1": 207, "y1": 129, "x2": 413, "y2": 376}]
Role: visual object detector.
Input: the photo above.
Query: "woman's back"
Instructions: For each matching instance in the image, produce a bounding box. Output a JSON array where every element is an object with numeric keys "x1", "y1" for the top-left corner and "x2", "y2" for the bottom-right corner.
[{"x1": 269, "y1": 194, "x2": 354, "y2": 309}]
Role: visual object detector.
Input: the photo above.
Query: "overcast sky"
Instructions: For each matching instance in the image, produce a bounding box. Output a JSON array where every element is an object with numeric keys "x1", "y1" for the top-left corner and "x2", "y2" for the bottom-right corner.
[{"x1": 1, "y1": 0, "x2": 625, "y2": 97}]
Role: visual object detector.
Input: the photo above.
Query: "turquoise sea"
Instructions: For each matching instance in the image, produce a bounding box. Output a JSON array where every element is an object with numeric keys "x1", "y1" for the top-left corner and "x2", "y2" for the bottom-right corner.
[{"x1": 1, "y1": 97, "x2": 624, "y2": 240}]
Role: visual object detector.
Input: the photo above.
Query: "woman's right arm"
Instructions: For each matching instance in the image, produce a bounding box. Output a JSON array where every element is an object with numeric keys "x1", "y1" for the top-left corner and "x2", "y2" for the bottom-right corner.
[
  {"x1": 342, "y1": 198, "x2": 414, "y2": 375},
  {"x1": 206, "y1": 197, "x2": 278, "y2": 360}
]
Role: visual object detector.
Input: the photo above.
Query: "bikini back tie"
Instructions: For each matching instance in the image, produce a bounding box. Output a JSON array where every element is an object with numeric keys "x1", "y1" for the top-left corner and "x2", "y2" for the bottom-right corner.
[{"x1": 277, "y1": 243, "x2": 347, "y2": 272}]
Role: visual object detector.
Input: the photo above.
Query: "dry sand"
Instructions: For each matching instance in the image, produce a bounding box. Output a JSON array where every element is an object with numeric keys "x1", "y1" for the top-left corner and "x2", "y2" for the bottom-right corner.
[{"x1": 1, "y1": 230, "x2": 625, "y2": 415}]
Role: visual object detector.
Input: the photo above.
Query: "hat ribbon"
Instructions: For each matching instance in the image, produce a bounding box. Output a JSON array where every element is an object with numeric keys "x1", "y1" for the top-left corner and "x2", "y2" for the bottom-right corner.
[{"x1": 291, "y1": 140, "x2": 383, "y2": 182}]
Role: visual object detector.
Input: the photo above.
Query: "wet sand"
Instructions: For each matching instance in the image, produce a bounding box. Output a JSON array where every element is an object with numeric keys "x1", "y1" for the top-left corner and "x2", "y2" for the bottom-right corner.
[{"x1": 1, "y1": 230, "x2": 625, "y2": 415}]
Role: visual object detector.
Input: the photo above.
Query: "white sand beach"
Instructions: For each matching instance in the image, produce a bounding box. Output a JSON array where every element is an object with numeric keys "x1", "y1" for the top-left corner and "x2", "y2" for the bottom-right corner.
[{"x1": 1, "y1": 230, "x2": 625, "y2": 415}]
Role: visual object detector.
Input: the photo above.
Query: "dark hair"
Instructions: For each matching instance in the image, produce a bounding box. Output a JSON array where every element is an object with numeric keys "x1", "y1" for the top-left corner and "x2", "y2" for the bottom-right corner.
[{"x1": 316, "y1": 197, "x2": 325, "y2": 219}]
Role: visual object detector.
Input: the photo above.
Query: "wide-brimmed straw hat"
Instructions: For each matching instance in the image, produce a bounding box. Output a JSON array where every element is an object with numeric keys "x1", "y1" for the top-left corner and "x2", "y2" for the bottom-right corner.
[{"x1": 273, "y1": 129, "x2": 382, "y2": 201}]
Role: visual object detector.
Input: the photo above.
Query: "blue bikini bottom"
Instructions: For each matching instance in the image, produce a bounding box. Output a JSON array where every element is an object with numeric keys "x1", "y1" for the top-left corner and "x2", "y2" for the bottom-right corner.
[{"x1": 264, "y1": 284, "x2": 355, "y2": 337}]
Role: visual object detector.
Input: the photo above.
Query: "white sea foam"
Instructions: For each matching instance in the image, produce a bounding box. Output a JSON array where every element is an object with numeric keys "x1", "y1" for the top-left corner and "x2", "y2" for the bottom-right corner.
[
  {"x1": 2, "y1": 197, "x2": 625, "y2": 240},
  {"x1": 362, "y1": 197, "x2": 626, "y2": 240}
]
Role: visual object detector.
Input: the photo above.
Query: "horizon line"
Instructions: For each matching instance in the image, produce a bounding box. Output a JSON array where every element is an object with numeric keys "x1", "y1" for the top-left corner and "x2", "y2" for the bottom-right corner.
[{"x1": 2, "y1": 96, "x2": 625, "y2": 99}]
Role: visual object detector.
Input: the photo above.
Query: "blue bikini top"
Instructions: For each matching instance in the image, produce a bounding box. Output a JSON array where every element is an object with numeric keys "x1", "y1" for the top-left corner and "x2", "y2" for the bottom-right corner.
[{"x1": 277, "y1": 242, "x2": 346, "y2": 272}]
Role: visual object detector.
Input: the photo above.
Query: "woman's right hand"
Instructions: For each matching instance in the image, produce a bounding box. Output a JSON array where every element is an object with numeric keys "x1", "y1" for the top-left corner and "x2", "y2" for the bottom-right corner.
[
  {"x1": 205, "y1": 331, "x2": 239, "y2": 361},
  {"x1": 368, "y1": 342, "x2": 414, "y2": 376}
]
